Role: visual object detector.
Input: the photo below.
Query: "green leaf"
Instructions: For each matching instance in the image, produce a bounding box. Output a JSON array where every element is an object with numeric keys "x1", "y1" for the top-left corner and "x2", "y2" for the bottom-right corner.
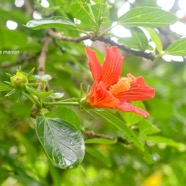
[
  {"x1": 0, "y1": 27, "x2": 39, "y2": 51},
  {"x1": 70, "y1": 2, "x2": 110, "y2": 29},
  {"x1": 119, "y1": 28, "x2": 149, "y2": 51},
  {"x1": 149, "y1": 99, "x2": 174, "y2": 120},
  {"x1": 138, "y1": 120, "x2": 161, "y2": 137},
  {"x1": 5, "y1": 89, "x2": 16, "y2": 97},
  {"x1": 145, "y1": 28, "x2": 163, "y2": 53},
  {"x1": 25, "y1": 17, "x2": 75, "y2": 30},
  {"x1": 27, "y1": 68, "x2": 35, "y2": 79},
  {"x1": 26, "y1": 86, "x2": 53, "y2": 98},
  {"x1": 70, "y1": 3, "x2": 97, "y2": 28},
  {"x1": 144, "y1": 136, "x2": 186, "y2": 151},
  {"x1": 131, "y1": 28, "x2": 149, "y2": 50},
  {"x1": 36, "y1": 116, "x2": 85, "y2": 169},
  {"x1": 0, "y1": 83, "x2": 13, "y2": 92},
  {"x1": 86, "y1": 146, "x2": 111, "y2": 167},
  {"x1": 121, "y1": 101, "x2": 145, "y2": 126},
  {"x1": 165, "y1": 38, "x2": 186, "y2": 56},
  {"x1": 143, "y1": 147, "x2": 154, "y2": 164},
  {"x1": 85, "y1": 138, "x2": 116, "y2": 144},
  {"x1": 45, "y1": 107, "x2": 81, "y2": 129},
  {"x1": 118, "y1": 6, "x2": 177, "y2": 28},
  {"x1": 0, "y1": 154, "x2": 44, "y2": 186},
  {"x1": 0, "y1": 168, "x2": 9, "y2": 184},
  {"x1": 95, "y1": 110, "x2": 144, "y2": 151}
]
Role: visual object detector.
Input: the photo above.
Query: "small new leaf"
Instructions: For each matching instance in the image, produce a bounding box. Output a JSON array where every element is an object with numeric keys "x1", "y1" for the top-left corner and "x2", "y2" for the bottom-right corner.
[
  {"x1": 27, "y1": 68, "x2": 35, "y2": 79},
  {"x1": 0, "y1": 83, "x2": 13, "y2": 92},
  {"x1": 5, "y1": 89, "x2": 16, "y2": 97},
  {"x1": 26, "y1": 86, "x2": 53, "y2": 99},
  {"x1": 145, "y1": 28, "x2": 163, "y2": 53}
]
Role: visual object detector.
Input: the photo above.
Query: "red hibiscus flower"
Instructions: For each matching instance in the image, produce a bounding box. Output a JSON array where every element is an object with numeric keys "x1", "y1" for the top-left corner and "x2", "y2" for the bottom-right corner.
[{"x1": 85, "y1": 46, "x2": 155, "y2": 117}]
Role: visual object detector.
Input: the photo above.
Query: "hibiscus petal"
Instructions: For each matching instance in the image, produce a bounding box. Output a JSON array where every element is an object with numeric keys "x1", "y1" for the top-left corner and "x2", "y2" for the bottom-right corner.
[
  {"x1": 87, "y1": 82, "x2": 119, "y2": 108},
  {"x1": 86, "y1": 46, "x2": 102, "y2": 83},
  {"x1": 102, "y1": 46, "x2": 124, "y2": 89},
  {"x1": 116, "y1": 76, "x2": 155, "y2": 102},
  {"x1": 117, "y1": 102, "x2": 149, "y2": 117}
]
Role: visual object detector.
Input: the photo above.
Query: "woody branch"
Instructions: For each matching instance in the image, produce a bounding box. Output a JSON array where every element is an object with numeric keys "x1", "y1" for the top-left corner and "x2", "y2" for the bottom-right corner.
[
  {"x1": 38, "y1": 37, "x2": 51, "y2": 77},
  {"x1": 47, "y1": 29, "x2": 154, "y2": 61}
]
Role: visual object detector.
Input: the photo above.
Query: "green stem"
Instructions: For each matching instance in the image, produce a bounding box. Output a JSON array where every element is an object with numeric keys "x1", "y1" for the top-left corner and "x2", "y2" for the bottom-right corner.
[
  {"x1": 23, "y1": 92, "x2": 41, "y2": 107},
  {"x1": 154, "y1": 51, "x2": 165, "y2": 61},
  {"x1": 59, "y1": 98, "x2": 78, "y2": 102},
  {"x1": 28, "y1": 83, "x2": 40, "y2": 86},
  {"x1": 44, "y1": 101, "x2": 79, "y2": 107}
]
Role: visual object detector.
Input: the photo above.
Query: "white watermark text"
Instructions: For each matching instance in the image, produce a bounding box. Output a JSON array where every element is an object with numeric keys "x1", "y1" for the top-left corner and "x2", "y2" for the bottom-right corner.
[{"x1": 0, "y1": 50, "x2": 20, "y2": 55}]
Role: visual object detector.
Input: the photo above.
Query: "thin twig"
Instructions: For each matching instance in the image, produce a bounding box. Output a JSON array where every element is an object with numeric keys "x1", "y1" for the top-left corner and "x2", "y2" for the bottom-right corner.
[
  {"x1": 24, "y1": 0, "x2": 34, "y2": 17},
  {"x1": 83, "y1": 130, "x2": 131, "y2": 145}
]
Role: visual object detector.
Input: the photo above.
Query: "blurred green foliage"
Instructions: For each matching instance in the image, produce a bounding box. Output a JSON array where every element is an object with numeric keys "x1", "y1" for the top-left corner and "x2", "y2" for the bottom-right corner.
[{"x1": 1, "y1": 0, "x2": 186, "y2": 186}]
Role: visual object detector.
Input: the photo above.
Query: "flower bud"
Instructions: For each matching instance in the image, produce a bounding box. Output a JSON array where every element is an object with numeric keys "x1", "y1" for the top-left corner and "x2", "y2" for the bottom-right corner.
[{"x1": 10, "y1": 71, "x2": 28, "y2": 90}]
